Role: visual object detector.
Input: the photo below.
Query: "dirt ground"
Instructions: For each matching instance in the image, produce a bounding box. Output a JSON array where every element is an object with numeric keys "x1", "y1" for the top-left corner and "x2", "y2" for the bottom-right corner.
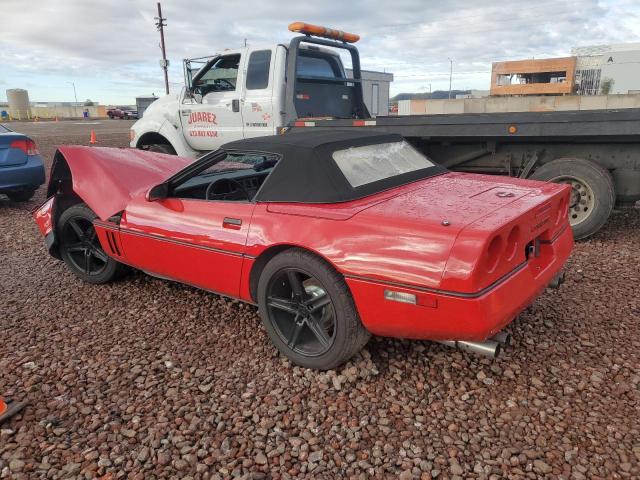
[{"x1": 1, "y1": 119, "x2": 639, "y2": 479}]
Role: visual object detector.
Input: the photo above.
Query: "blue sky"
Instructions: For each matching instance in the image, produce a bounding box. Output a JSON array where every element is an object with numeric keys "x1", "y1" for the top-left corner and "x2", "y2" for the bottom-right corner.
[{"x1": 1, "y1": 0, "x2": 639, "y2": 105}]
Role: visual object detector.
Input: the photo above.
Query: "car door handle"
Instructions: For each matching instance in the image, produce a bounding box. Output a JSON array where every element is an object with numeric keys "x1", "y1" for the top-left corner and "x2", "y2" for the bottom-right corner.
[
  {"x1": 232, "y1": 99, "x2": 240, "y2": 112},
  {"x1": 181, "y1": 109, "x2": 192, "y2": 115},
  {"x1": 223, "y1": 217, "x2": 242, "y2": 229}
]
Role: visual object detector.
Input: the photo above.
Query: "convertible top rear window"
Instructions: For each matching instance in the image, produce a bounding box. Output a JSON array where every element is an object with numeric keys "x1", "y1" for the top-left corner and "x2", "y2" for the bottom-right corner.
[{"x1": 332, "y1": 141, "x2": 435, "y2": 188}]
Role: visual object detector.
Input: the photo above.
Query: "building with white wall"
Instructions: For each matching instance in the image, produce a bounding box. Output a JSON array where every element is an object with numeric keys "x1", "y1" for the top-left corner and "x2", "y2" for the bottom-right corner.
[{"x1": 572, "y1": 43, "x2": 640, "y2": 95}]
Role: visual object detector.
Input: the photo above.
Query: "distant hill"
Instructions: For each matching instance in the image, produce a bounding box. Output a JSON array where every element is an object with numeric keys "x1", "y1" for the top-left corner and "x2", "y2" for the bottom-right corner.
[{"x1": 391, "y1": 90, "x2": 471, "y2": 102}]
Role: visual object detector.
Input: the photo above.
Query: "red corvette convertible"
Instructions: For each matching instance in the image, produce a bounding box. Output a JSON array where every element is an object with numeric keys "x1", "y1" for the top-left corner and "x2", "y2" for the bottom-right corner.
[{"x1": 33, "y1": 130, "x2": 573, "y2": 369}]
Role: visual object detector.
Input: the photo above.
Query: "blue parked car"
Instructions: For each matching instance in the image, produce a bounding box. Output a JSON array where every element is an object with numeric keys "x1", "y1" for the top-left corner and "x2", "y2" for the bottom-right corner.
[{"x1": 0, "y1": 124, "x2": 45, "y2": 201}]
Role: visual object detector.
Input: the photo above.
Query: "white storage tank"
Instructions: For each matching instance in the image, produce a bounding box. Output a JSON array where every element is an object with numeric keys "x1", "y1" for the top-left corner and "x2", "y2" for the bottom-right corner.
[{"x1": 6, "y1": 89, "x2": 31, "y2": 120}]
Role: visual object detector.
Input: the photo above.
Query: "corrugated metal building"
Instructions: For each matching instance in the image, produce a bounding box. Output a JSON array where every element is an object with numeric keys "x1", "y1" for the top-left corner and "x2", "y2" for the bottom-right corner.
[{"x1": 346, "y1": 69, "x2": 394, "y2": 116}]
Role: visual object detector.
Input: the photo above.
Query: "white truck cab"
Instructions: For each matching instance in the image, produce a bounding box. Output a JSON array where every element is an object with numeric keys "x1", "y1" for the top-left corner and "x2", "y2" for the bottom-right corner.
[{"x1": 130, "y1": 24, "x2": 368, "y2": 158}]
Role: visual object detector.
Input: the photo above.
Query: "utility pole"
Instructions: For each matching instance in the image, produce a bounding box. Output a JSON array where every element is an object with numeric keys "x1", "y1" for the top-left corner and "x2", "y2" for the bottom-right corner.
[
  {"x1": 448, "y1": 58, "x2": 453, "y2": 99},
  {"x1": 67, "y1": 81, "x2": 78, "y2": 117},
  {"x1": 155, "y1": 2, "x2": 169, "y2": 95}
]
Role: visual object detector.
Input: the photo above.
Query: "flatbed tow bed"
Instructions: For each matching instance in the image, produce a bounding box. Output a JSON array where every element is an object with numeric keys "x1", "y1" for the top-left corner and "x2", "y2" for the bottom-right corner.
[{"x1": 289, "y1": 108, "x2": 640, "y2": 239}]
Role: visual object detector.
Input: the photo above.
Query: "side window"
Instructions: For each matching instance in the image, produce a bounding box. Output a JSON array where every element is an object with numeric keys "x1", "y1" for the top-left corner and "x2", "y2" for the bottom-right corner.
[
  {"x1": 246, "y1": 50, "x2": 272, "y2": 90},
  {"x1": 193, "y1": 54, "x2": 240, "y2": 94},
  {"x1": 171, "y1": 152, "x2": 280, "y2": 201},
  {"x1": 297, "y1": 54, "x2": 341, "y2": 78}
]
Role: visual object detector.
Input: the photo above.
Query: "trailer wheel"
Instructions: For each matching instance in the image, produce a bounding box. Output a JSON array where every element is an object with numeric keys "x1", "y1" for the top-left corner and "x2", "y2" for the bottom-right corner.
[{"x1": 530, "y1": 158, "x2": 615, "y2": 240}]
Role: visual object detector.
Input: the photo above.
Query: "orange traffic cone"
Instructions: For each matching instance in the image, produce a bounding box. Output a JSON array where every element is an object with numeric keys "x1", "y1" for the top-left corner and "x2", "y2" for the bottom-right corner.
[
  {"x1": 0, "y1": 397, "x2": 26, "y2": 423},
  {"x1": 89, "y1": 130, "x2": 97, "y2": 145}
]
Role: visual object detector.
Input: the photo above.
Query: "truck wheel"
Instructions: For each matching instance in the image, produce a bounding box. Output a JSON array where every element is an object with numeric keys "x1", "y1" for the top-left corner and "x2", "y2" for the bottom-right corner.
[
  {"x1": 530, "y1": 158, "x2": 615, "y2": 240},
  {"x1": 147, "y1": 144, "x2": 176, "y2": 155},
  {"x1": 257, "y1": 248, "x2": 370, "y2": 370}
]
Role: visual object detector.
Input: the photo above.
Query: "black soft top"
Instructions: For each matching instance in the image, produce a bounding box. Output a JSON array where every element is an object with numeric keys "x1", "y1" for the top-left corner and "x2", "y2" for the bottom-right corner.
[{"x1": 220, "y1": 130, "x2": 446, "y2": 203}]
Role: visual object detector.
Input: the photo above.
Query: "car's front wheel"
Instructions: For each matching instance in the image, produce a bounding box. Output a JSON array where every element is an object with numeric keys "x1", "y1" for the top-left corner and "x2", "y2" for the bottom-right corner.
[
  {"x1": 58, "y1": 204, "x2": 126, "y2": 284},
  {"x1": 257, "y1": 249, "x2": 370, "y2": 370}
]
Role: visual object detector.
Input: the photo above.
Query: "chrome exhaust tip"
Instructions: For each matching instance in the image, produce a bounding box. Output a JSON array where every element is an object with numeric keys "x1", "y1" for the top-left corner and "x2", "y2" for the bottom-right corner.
[
  {"x1": 437, "y1": 339, "x2": 502, "y2": 358},
  {"x1": 548, "y1": 271, "x2": 565, "y2": 289}
]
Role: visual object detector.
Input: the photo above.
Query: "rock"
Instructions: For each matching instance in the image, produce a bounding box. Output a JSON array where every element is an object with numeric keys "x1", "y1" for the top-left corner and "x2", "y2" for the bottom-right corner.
[
  {"x1": 399, "y1": 469, "x2": 414, "y2": 480},
  {"x1": 533, "y1": 459, "x2": 553, "y2": 474},
  {"x1": 450, "y1": 462, "x2": 464, "y2": 475},
  {"x1": 255, "y1": 452, "x2": 268, "y2": 465},
  {"x1": 308, "y1": 450, "x2": 323, "y2": 463},
  {"x1": 9, "y1": 459, "x2": 25, "y2": 472},
  {"x1": 137, "y1": 447, "x2": 150, "y2": 463}
]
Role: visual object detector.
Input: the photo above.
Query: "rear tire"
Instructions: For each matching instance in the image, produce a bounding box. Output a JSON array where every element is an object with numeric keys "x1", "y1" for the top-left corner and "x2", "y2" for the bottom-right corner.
[
  {"x1": 7, "y1": 189, "x2": 35, "y2": 202},
  {"x1": 530, "y1": 158, "x2": 615, "y2": 240},
  {"x1": 257, "y1": 249, "x2": 370, "y2": 370},
  {"x1": 147, "y1": 144, "x2": 176, "y2": 155},
  {"x1": 57, "y1": 204, "x2": 126, "y2": 284}
]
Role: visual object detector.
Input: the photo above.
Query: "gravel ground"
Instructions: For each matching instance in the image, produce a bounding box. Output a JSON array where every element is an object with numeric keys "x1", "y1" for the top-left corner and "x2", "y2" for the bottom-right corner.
[{"x1": 1, "y1": 120, "x2": 639, "y2": 479}]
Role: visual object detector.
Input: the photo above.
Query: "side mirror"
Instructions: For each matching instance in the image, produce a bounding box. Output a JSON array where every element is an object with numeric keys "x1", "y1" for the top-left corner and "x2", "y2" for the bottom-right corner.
[{"x1": 146, "y1": 182, "x2": 169, "y2": 201}]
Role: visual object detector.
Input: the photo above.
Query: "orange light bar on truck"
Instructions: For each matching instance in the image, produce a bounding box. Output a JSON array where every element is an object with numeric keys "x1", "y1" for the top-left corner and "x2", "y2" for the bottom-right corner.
[{"x1": 288, "y1": 22, "x2": 360, "y2": 43}]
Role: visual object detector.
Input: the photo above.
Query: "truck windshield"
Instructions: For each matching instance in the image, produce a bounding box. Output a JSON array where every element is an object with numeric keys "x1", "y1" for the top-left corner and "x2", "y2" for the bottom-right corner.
[{"x1": 332, "y1": 141, "x2": 435, "y2": 187}]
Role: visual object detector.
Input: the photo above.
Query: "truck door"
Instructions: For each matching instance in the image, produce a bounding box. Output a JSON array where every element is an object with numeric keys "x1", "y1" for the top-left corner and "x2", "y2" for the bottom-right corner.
[
  {"x1": 242, "y1": 47, "x2": 277, "y2": 139},
  {"x1": 180, "y1": 51, "x2": 246, "y2": 150}
]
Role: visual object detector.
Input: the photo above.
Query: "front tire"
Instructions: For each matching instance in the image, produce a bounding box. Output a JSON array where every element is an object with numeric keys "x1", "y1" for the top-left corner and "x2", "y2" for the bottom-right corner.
[
  {"x1": 257, "y1": 249, "x2": 370, "y2": 370},
  {"x1": 146, "y1": 144, "x2": 176, "y2": 155},
  {"x1": 530, "y1": 158, "x2": 615, "y2": 240},
  {"x1": 57, "y1": 204, "x2": 126, "y2": 284}
]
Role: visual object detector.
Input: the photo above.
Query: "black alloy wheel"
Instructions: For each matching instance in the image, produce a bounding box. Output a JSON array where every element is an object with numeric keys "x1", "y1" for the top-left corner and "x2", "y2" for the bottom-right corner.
[
  {"x1": 61, "y1": 216, "x2": 109, "y2": 277},
  {"x1": 257, "y1": 248, "x2": 370, "y2": 370},
  {"x1": 57, "y1": 203, "x2": 126, "y2": 284},
  {"x1": 266, "y1": 268, "x2": 337, "y2": 357}
]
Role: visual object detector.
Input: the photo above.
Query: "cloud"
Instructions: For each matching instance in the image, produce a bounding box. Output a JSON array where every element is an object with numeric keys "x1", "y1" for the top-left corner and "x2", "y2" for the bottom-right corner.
[{"x1": 1, "y1": 0, "x2": 639, "y2": 102}]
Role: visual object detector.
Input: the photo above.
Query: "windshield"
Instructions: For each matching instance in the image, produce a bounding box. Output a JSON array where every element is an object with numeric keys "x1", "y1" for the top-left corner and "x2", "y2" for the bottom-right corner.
[
  {"x1": 332, "y1": 141, "x2": 436, "y2": 187},
  {"x1": 0, "y1": 124, "x2": 10, "y2": 133},
  {"x1": 198, "y1": 153, "x2": 278, "y2": 176}
]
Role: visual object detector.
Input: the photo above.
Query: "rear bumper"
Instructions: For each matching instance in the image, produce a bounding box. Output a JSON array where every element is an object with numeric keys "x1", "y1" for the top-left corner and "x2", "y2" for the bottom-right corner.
[
  {"x1": 346, "y1": 225, "x2": 573, "y2": 341},
  {"x1": 0, "y1": 155, "x2": 45, "y2": 192}
]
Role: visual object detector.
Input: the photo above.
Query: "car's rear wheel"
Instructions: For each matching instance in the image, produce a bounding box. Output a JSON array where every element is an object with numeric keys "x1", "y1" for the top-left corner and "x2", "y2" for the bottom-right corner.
[
  {"x1": 147, "y1": 144, "x2": 176, "y2": 155},
  {"x1": 257, "y1": 249, "x2": 370, "y2": 370},
  {"x1": 7, "y1": 189, "x2": 35, "y2": 202},
  {"x1": 58, "y1": 204, "x2": 126, "y2": 284}
]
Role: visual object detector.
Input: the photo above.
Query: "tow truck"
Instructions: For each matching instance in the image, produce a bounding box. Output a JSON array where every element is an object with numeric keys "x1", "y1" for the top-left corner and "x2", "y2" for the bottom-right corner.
[{"x1": 130, "y1": 22, "x2": 640, "y2": 239}]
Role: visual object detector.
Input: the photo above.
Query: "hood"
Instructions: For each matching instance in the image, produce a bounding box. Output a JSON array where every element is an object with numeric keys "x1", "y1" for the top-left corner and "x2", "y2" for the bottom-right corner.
[
  {"x1": 51, "y1": 146, "x2": 193, "y2": 220},
  {"x1": 142, "y1": 93, "x2": 179, "y2": 118}
]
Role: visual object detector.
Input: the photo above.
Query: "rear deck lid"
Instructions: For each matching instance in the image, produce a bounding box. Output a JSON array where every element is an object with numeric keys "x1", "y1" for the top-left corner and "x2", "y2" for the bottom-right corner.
[{"x1": 0, "y1": 133, "x2": 29, "y2": 167}]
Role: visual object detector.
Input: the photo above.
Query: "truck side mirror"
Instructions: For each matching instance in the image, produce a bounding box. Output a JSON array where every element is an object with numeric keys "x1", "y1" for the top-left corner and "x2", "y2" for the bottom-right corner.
[{"x1": 146, "y1": 182, "x2": 169, "y2": 202}]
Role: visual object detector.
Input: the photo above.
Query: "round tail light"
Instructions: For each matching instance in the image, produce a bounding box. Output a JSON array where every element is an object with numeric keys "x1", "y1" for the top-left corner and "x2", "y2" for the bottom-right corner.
[{"x1": 485, "y1": 235, "x2": 503, "y2": 273}]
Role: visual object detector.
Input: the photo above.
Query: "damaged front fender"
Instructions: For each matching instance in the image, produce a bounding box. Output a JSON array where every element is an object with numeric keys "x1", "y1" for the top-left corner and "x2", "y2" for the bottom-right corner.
[{"x1": 47, "y1": 146, "x2": 193, "y2": 221}]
